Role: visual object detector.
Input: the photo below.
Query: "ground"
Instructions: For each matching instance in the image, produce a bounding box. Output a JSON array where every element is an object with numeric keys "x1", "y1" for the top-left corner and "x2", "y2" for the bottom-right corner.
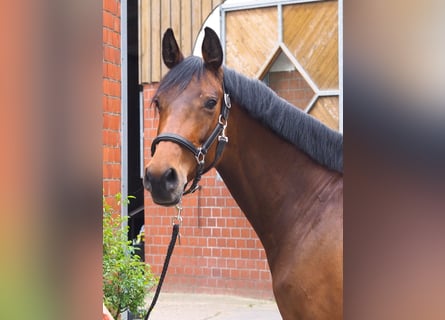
[{"x1": 145, "y1": 292, "x2": 281, "y2": 320}]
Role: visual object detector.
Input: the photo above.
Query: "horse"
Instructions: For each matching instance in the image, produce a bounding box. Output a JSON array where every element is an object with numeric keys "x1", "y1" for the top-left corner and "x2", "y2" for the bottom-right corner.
[{"x1": 143, "y1": 27, "x2": 343, "y2": 320}]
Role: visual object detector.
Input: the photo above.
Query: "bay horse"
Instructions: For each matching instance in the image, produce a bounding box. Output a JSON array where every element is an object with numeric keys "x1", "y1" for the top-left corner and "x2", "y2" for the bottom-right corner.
[{"x1": 143, "y1": 27, "x2": 343, "y2": 320}]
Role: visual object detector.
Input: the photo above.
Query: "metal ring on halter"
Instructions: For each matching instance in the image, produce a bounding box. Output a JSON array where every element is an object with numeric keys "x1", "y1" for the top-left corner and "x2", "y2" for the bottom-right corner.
[
  {"x1": 224, "y1": 93, "x2": 231, "y2": 109},
  {"x1": 195, "y1": 149, "x2": 206, "y2": 165},
  {"x1": 218, "y1": 114, "x2": 227, "y2": 126}
]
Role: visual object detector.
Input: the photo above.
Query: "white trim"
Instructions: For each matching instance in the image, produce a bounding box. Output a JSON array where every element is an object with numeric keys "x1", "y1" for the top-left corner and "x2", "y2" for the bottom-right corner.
[
  {"x1": 319, "y1": 90, "x2": 340, "y2": 96},
  {"x1": 303, "y1": 94, "x2": 319, "y2": 113},
  {"x1": 254, "y1": 43, "x2": 281, "y2": 79},
  {"x1": 277, "y1": 4, "x2": 283, "y2": 43},
  {"x1": 221, "y1": 6, "x2": 227, "y2": 64},
  {"x1": 221, "y1": 0, "x2": 325, "y2": 12},
  {"x1": 119, "y1": 2, "x2": 129, "y2": 320},
  {"x1": 139, "y1": 89, "x2": 144, "y2": 179},
  {"x1": 193, "y1": 6, "x2": 222, "y2": 57},
  {"x1": 121, "y1": 0, "x2": 129, "y2": 224}
]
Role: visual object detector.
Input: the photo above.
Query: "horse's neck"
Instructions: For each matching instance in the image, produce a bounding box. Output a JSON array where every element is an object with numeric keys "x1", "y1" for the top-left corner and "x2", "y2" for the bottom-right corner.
[{"x1": 216, "y1": 103, "x2": 340, "y2": 254}]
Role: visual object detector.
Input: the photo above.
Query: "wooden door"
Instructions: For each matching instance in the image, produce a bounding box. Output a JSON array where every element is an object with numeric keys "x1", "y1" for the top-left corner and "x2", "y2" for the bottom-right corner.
[{"x1": 223, "y1": 0, "x2": 341, "y2": 131}]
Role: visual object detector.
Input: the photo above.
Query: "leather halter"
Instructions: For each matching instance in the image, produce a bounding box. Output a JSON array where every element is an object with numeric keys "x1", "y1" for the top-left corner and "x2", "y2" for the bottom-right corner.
[{"x1": 151, "y1": 85, "x2": 231, "y2": 195}]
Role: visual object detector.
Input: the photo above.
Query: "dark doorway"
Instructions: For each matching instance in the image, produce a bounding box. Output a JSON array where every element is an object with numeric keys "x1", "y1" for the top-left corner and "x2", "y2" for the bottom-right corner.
[{"x1": 126, "y1": 0, "x2": 144, "y2": 258}]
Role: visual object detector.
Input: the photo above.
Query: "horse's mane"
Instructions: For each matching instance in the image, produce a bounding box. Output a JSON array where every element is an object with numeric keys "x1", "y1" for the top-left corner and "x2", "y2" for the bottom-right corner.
[
  {"x1": 223, "y1": 67, "x2": 343, "y2": 173},
  {"x1": 156, "y1": 56, "x2": 343, "y2": 173}
]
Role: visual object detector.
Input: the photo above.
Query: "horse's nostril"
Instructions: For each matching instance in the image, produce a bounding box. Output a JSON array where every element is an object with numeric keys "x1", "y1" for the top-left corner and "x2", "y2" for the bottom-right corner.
[
  {"x1": 163, "y1": 168, "x2": 178, "y2": 192},
  {"x1": 143, "y1": 168, "x2": 153, "y2": 191}
]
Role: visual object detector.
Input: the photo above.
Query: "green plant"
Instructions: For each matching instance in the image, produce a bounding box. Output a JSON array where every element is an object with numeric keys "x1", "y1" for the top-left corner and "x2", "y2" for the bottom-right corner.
[{"x1": 103, "y1": 194, "x2": 157, "y2": 319}]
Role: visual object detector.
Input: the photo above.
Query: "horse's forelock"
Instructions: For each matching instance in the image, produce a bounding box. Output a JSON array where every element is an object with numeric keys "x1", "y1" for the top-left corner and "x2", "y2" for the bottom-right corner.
[{"x1": 156, "y1": 56, "x2": 205, "y2": 97}]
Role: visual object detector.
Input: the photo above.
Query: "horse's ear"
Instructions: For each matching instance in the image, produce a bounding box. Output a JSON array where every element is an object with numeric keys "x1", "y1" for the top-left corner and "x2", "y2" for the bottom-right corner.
[
  {"x1": 202, "y1": 27, "x2": 223, "y2": 70},
  {"x1": 162, "y1": 28, "x2": 184, "y2": 69}
]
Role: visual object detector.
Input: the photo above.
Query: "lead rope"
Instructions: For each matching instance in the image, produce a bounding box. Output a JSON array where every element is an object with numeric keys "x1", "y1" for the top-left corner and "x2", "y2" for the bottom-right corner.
[{"x1": 144, "y1": 203, "x2": 183, "y2": 320}]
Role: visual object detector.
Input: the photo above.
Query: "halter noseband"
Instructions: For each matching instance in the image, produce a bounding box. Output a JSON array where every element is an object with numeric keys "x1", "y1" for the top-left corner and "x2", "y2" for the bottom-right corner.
[{"x1": 150, "y1": 85, "x2": 231, "y2": 195}]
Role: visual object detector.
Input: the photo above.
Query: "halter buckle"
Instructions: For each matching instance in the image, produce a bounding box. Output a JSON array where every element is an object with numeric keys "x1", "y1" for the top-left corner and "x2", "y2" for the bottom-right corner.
[
  {"x1": 218, "y1": 114, "x2": 229, "y2": 143},
  {"x1": 219, "y1": 125, "x2": 228, "y2": 143}
]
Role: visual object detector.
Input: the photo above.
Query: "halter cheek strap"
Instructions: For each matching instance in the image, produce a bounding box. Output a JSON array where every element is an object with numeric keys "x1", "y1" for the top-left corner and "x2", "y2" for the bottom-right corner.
[{"x1": 151, "y1": 87, "x2": 231, "y2": 195}]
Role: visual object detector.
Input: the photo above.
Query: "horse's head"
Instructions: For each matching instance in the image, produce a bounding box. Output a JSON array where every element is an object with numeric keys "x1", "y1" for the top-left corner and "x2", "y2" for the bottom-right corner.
[{"x1": 144, "y1": 27, "x2": 229, "y2": 206}]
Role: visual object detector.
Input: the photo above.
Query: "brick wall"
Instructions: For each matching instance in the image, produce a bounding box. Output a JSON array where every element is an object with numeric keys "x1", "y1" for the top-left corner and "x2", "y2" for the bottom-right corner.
[
  {"x1": 268, "y1": 70, "x2": 314, "y2": 110},
  {"x1": 143, "y1": 83, "x2": 274, "y2": 299},
  {"x1": 103, "y1": 0, "x2": 121, "y2": 205}
]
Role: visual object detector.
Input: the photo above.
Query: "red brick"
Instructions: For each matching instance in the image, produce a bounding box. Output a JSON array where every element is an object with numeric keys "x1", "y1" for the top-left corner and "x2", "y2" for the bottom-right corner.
[
  {"x1": 102, "y1": 10, "x2": 120, "y2": 33},
  {"x1": 103, "y1": 96, "x2": 120, "y2": 113},
  {"x1": 241, "y1": 228, "x2": 250, "y2": 238},
  {"x1": 103, "y1": 28, "x2": 119, "y2": 47},
  {"x1": 240, "y1": 270, "x2": 250, "y2": 279},
  {"x1": 103, "y1": 113, "x2": 120, "y2": 130},
  {"x1": 216, "y1": 218, "x2": 226, "y2": 227},
  {"x1": 103, "y1": 62, "x2": 121, "y2": 79},
  {"x1": 246, "y1": 239, "x2": 256, "y2": 248},
  {"x1": 230, "y1": 249, "x2": 241, "y2": 259},
  {"x1": 261, "y1": 271, "x2": 271, "y2": 281},
  {"x1": 211, "y1": 228, "x2": 221, "y2": 237},
  {"x1": 103, "y1": 46, "x2": 120, "y2": 64},
  {"x1": 103, "y1": 11, "x2": 114, "y2": 29},
  {"x1": 103, "y1": 180, "x2": 120, "y2": 197},
  {"x1": 103, "y1": 147, "x2": 120, "y2": 163},
  {"x1": 221, "y1": 228, "x2": 230, "y2": 238},
  {"x1": 231, "y1": 228, "x2": 241, "y2": 238},
  {"x1": 103, "y1": 130, "x2": 120, "y2": 146},
  {"x1": 103, "y1": 79, "x2": 121, "y2": 97},
  {"x1": 215, "y1": 197, "x2": 225, "y2": 206},
  {"x1": 103, "y1": 0, "x2": 118, "y2": 15},
  {"x1": 251, "y1": 250, "x2": 262, "y2": 260},
  {"x1": 103, "y1": 163, "x2": 121, "y2": 179},
  {"x1": 114, "y1": 16, "x2": 120, "y2": 32}
]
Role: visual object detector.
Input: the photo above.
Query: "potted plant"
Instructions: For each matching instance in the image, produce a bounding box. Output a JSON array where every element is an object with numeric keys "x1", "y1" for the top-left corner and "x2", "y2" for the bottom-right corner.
[{"x1": 103, "y1": 194, "x2": 157, "y2": 319}]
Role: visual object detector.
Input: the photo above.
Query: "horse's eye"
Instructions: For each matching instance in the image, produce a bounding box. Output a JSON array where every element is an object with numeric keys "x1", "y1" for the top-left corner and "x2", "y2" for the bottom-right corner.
[{"x1": 204, "y1": 99, "x2": 217, "y2": 110}]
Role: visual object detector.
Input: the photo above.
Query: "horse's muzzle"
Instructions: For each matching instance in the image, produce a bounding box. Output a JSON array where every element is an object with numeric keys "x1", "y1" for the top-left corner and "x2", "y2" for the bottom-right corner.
[{"x1": 143, "y1": 167, "x2": 182, "y2": 206}]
